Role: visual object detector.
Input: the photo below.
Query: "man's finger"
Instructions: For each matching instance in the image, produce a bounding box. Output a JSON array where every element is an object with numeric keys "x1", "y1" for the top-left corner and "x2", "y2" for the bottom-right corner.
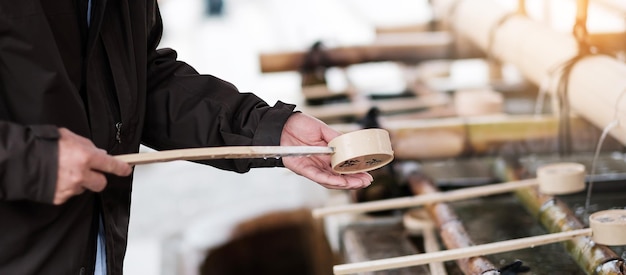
[
  {"x1": 53, "y1": 186, "x2": 86, "y2": 205},
  {"x1": 81, "y1": 171, "x2": 108, "y2": 192},
  {"x1": 89, "y1": 152, "x2": 132, "y2": 176}
]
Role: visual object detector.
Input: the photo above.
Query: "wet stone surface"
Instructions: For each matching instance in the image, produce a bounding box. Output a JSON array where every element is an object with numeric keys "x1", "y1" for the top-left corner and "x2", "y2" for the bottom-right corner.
[
  {"x1": 451, "y1": 191, "x2": 626, "y2": 275},
  {"x1": 452, "y1": 195, "x2": 583, "y2": 274}
]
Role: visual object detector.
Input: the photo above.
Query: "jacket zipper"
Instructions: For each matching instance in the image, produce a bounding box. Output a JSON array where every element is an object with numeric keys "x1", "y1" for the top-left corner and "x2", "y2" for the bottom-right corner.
[
  {"x1": 106, "y1": 90, "x2": 123, "y2": 144},
  {"x1": 115, "y1": 121, "x2": 122, "y2": 144}
]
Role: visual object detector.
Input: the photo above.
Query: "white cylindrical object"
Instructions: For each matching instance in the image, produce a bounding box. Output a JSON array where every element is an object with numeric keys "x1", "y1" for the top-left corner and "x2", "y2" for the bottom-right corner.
[
  {"x1": 454, "y1": 89, "x2": 504, "y2": 116},
  {"x1": 536, "y1": 162, "x2": 586, "y2": 195},
  {"x1": 433, "y1": 0, "x2": 626, "y2": 146},
  {"x1": 328, "y1": 128, "x2": 394, "y2": 174},
  {"x1": 589, "y1": 209, "x2": 626, "y2": 246},
  {"x1": 568, "y1": 56, "x2": 626, "y2": 145}
]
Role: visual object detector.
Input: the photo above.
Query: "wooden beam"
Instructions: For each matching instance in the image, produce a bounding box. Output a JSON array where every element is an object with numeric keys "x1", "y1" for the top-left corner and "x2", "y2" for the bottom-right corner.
[
  {"x1": 258, "y1": 32, "x2": 453, "y2": 73},
  {"x1": 300, "y1": 93, "x2": 451, "y2": 122}
]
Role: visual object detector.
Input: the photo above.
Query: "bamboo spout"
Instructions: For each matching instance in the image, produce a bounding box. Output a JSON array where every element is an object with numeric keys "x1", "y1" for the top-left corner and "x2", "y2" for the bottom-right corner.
[{"x1": 432, "y1": 0, "x2": 626, "y2": 146}]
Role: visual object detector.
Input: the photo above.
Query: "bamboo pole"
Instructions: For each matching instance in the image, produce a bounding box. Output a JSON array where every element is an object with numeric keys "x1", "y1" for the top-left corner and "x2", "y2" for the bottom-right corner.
[
  {"x1": 382, "y1": 114, "x2": 617, "y2": 160},
  {"x1": 431, "y1": 0, "x2": 626, "y2": 146},
  {"x1": 329, "y1": 114, "x2": 621, "y2": 160},
  {"x1": 407, "y1": 173, "x2": 498, "y2": 274},
  {"x1": 497, "y1": 161, "x2": 626, "y2": 274}
]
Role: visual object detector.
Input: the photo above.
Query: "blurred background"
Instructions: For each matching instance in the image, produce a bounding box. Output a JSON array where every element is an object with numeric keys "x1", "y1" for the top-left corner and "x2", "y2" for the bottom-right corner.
[{"x1": 125, "y1": 0, "x2": 626, "y2": 274}]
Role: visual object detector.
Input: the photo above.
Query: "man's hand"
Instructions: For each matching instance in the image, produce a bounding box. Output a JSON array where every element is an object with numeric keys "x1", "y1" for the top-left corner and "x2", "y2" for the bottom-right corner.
[
  {"x1": 280, "y1": 113, "x2": 373, "y2": 189},
  {"x1": 54, "y1": 128, "x2": 132, "y2": 205}
]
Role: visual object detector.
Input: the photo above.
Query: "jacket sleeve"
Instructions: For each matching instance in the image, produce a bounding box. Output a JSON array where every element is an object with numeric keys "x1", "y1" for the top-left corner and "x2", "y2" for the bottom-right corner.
[
  {"x1": 0, "y1": 121, "x2": 59, "y2": 203},
  {"x1": 142, "y1": 5, "x2": 296, "y2": 173}
]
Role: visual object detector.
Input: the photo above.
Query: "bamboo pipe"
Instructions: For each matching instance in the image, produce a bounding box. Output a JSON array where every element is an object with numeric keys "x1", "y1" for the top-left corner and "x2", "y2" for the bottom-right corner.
[
  {"x1": 334, "y1": 228, "x2": 594, "y2": 274},
  {"x1": 385, "y1": 114, "x2": 610, "y2": 160},
  {"x1": 330, "y1": 114, "x2": 620, "y2": 160},
  {"x1": 409, "y1": 174, "x2": 500, "y2": 274},
  {"x1": 432, "y1": 0, "x2": 626, "y2": 146},
  {"x1": 567, "y1": 57, "x2": 626, "y2": 145},
  {"x1": 450, "y1": 0, "x2": 578, "y2": 86}
]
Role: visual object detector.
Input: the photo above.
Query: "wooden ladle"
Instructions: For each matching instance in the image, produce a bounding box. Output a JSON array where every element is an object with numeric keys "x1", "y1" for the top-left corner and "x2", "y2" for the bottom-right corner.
[
  {"x1": 333, "y1": 209, "x2": 626, "y2": 274},
  {"x1": 115, "y1": 128, "x2": 394, "y2": 174},
  {"x1": 313, "y1": 162, "x2": 586, "y2": 217}
]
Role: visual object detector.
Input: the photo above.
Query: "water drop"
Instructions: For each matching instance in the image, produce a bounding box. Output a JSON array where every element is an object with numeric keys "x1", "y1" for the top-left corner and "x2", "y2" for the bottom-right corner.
[
  {"x1": 534, "y1": 76, "x2": 551, "y2": 116},
  {"x1": 575, "y1": 206, "x2": 585, "y2": 216}
]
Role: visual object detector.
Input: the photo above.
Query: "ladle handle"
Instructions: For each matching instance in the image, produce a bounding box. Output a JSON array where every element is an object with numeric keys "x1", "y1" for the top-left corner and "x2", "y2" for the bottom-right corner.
[
  {"x1": 334, "y1": 228, "x2": 593, "y2": 274},
  {"x1": 312, "y1": 179, "x2": 538, "y2": 218},
  {"x1": 115, "y1": 146, "x2": 334, "y2": 165}
]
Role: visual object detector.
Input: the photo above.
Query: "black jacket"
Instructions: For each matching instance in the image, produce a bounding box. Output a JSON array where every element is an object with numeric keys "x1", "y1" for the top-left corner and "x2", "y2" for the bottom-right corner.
[{"x1": 0, "y1": 0, "x2": 295, "y2": 274}]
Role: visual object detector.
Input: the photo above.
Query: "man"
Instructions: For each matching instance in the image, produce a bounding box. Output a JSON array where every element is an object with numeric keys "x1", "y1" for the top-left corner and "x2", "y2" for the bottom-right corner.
[{"x1": 0, "y1": 1, "x2": 372, "y2": 274}]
